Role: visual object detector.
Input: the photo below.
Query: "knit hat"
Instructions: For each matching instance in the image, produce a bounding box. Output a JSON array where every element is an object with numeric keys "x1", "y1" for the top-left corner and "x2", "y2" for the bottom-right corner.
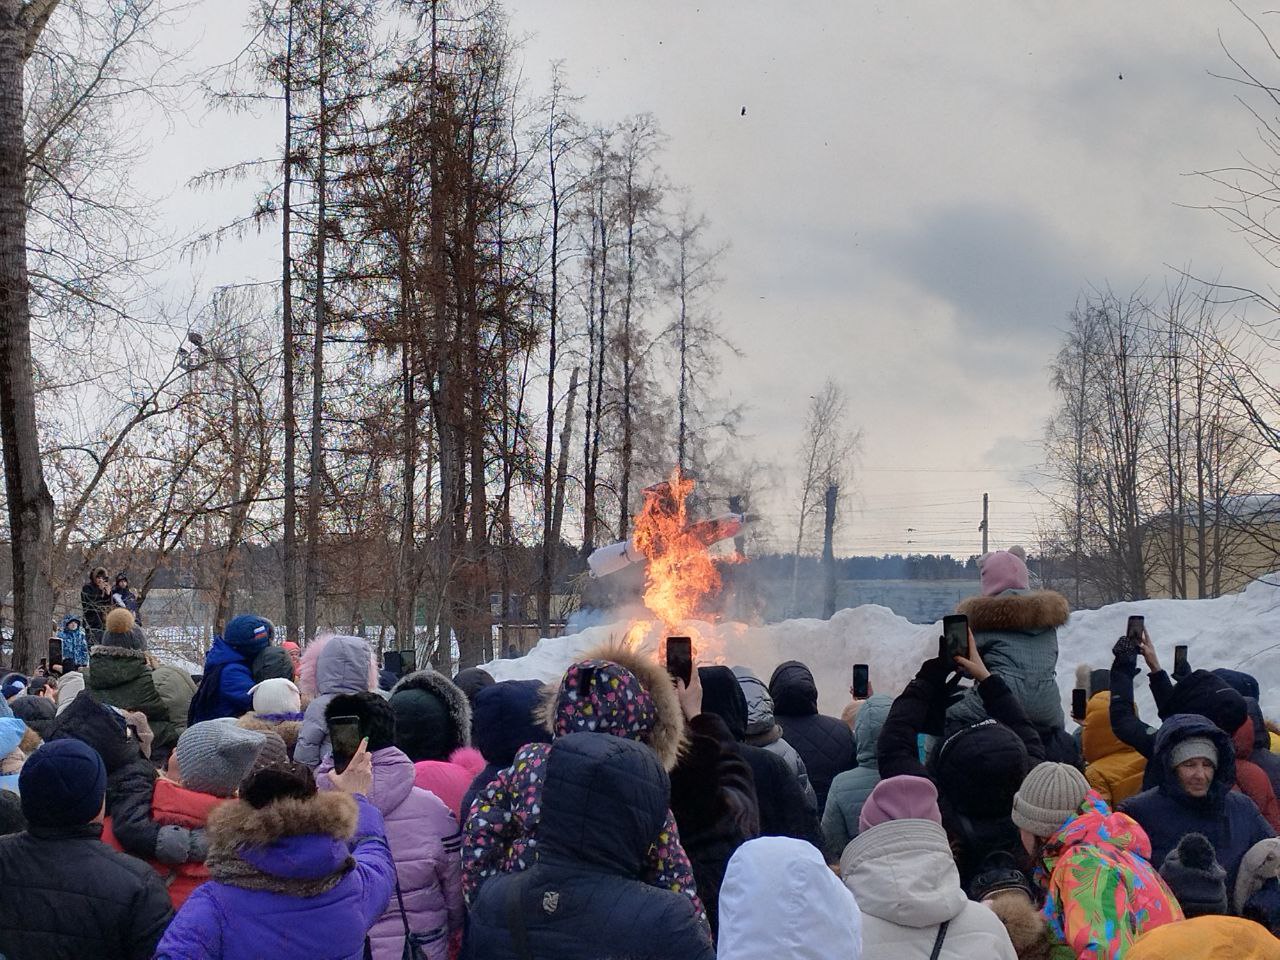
[
  {"x1": 20, "y1": 739, "x2": 107, "y2": 827},
  {"x1": 9, "y1": 695, "x2": 55, "y2": 741},
  {"x1": 0, "y1": 789, "x2": 25, "y2": 836},
  {"x1": 223, "y1": 614, "x2": 274, "y2": 656},
  {"x1": 251, "y1": 645, "x2": 296, "y2": 684},
  {"x1": 326, "y1": 691, "x2": 396, "y2": 753},
  {"x1": 239, "y1": 760, "x2": 316, "y2": 809},
  {"x1": 249, "y1": 678, "x2": 302, "y2": 715},
  {"x1": 934, "y1": 719, "x2": 1031, "y2": 820},
  {"x1": 176, "y1": 720, "x2": 268, "y2": 798},
  {"x1": 1, "y1": 674, "x2": 27, "y2": 701},
  {"x1": 859, "y1": 775, "x2": 943, "y2": 832},
  {"x1": 1171, "y1": 736, "x2": 1219, "y2": 770},
  {"x1": 101, "y1": 608, "x2": 145, "y2": 651},
  {"x1": 1011, "y1": 762, "x2": 1089, "y2": 838},
  {"x1": 979, "y1": 546, "x2": 1030, "y2": 597},
  {"x1": 1160, "y1": 833, "x2": 1228, "y2": 916},
  {"x1": 1162, "y1": 671, "x2": 1248, "y2": 735},
  {"x1": 249, "y1": 731, "x2": 290, "y2": 775},
  {"x1": 452, "y1": 668, "x2": 495, "y2": 705}
]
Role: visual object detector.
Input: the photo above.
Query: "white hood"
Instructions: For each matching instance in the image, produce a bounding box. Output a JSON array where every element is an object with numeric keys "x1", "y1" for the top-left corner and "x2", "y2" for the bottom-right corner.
[
  {"x1": 719, "y1": 836, "x2": 863, "y2": 960},
  {"x1": 840, "y1": 819, "x2": 968, "y2": 928}
]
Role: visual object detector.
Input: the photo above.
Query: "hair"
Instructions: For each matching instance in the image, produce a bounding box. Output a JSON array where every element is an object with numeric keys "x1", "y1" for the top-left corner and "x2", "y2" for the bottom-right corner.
[
  {"x1": 90, "y1": 566, "x2": 107, "y2": 581},
  {"x1": 240, "y1": 762, "x2": 317, "y2": 809}
]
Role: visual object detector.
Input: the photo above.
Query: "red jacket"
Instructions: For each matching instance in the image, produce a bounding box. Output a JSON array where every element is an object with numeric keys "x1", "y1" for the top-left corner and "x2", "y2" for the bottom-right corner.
[{"x1": 1235, "y1": 718, "x2": 1280, "y2": 832}]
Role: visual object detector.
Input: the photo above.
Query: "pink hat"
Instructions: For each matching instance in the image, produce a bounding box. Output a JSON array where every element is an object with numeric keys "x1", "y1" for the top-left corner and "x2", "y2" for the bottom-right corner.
[
  {"x1": 859, "y1": 774, "x2": 943, "y2": 832},
  {"x1": 979, "y1": 546, "x2": 1029, "y2": 597}
]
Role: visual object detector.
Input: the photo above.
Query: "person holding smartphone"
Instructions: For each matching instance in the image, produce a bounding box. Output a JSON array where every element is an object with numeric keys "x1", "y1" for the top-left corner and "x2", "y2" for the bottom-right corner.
[{"x1": 79, "y1": 566, "x2": 112, "y2": 643}]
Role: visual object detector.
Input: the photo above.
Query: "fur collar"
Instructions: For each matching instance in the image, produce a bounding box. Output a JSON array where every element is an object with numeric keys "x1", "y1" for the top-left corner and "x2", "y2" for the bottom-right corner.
[
  {"x1": 389, "y1": 669, "x2": 472, "y2": 746},
  {"x1": 987, "y1": 894, "x2": 1054, "y2": 960},
  {"x1": 237, "y1": 714, "x2": 303, "y2": 751},
  {"x1": 207, "y1": 790, "x2": 357, "y2": 850},
  {"x1": 537, "y1": 642, "x2": 687, "y2": 771},
  {"x1": 956, "y1": 590, "x2": 1069, "y2": 633},
  {"x1": 90, "y1": 644, "x2": 147, "y2": 660}
]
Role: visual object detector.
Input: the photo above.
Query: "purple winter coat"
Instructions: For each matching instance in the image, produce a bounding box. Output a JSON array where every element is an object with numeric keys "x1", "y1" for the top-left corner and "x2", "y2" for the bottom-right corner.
[
  {"x1": 154, "y1": 792, "x2": 395, "y2": 960},
  {"x1": 318, "y1": 746, "x2": 465, "y2": 960}
]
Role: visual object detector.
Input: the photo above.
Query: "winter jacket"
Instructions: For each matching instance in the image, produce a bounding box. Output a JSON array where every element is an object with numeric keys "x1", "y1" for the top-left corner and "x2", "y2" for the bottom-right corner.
[
  {"x1": 1236, "y1": 716, "x2": 1280, "y2": 832},
  {"x1": 155, "y1": 791, "x2": 397, "y2": 960},
  {"x1": 145, "y1": 777, "x2": 228, "y2": 909},
  {"x1": 462, "y1": 679, "x2": 551, "y2": 816},
  {"x1": 1121, "y1": 713, "x2": 1274, "y2": 894},
  {"x1": 823, "y1": 694, "x2": 893, "y2": 860},
  {"x1": 317, "y1": 746, "x2": 464, "y2": 960},
  {"x1": 10, "y1": 694, "x2": 55, "y2": 741},
  {"x1": 946, "y1": 589, "x2": 1069, "y2": 734},
  {"x1": 296, "y1": 634, "x2": 377, "y2": 767},
  {"x1": 386, "y1": 667, "x2": 482, "y2": 816},
  {"x1": 189, "y1": 634, "x2": 266, "y2": 724},
  {"x1": 840, "y1": 818, "x2": 1018, "y2": 959},
  {"x1": 462, "y1": 647, "x2": 700, "y2": 918},
  {"x1": 718, "y1": 835, "x2": 864, "y2": 960},
  {"x1": 1035, "y1": 790, "x2": 1183, "y2": 959},
  {"x1": 462, "y1": 733, "x2": 715, "y2": 960},
  {"x1": 882, "y1": 663, "x2": 1043, "y2": 886},
  {"x1": 54, "y1": 669, "x2": 85, "y2": 715},
  {"x1": 87, "y1": 644, "x2": 178, "y2": 751},
  {"x1": 57, "y1": 614, "x2": 89, "y2": 668},
  {"x1": 768, "y1": 660, "x2": 856, "y2": 812},
  {"x1": 0, "y1": 821, "x2": 174, "y2": 960},
  {"x1": 153, "y1": 663, "x2": 197, "y2": 737},
  {"x1": 0, "y1": 717, "x2": 27, "y2": 793},
  {"x1": 80, "y1": 581, "x2": 111, "y2": 634},
  {"x1": 734, "y1": 665, "x2": 817, "y2": 812},
  {"x1": 697, "y1": 665, "x2": 821, "y2": 847},
  {"x1": 1082, "y1": 691, "x2": 1147, "y2": 806},
  {"x1": 1246, "y1": 699, "x2": 1280, "y2": 798},
  {"x1": 1112, "y1": 663, "x2": 1245, "y2": 768},
  {"x1": 1128, "y1": 916, "x2": 1280, "y2": 960}
]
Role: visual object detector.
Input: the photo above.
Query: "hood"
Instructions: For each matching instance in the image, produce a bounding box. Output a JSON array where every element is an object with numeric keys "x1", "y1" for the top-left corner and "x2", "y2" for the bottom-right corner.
[
  {"x1": 207, "y1": 790, "x2": 357, "y2": 882},
  {"x1": 305, "y1": 634, "x2": 376, "y2": 698},
  {"x1": 987, "y1": 895, "x2": 1054, "y2": 959},
  {"x1": 719, "y1": 836, "x2": 864, "y2": 960},
  {"x1": 471, "y1": 679, "x2": 549, "y2": 767},
  {"x1": 1042, "y1": 790, "x2": 1151, "y2": 867},
  {"x1": 840, "y1": 819, "x2": 966, "y2": 927},
  {"x1": 768, "y1": 661, "x2": 819, "y2": 717},
  {"x1": 537, "y1": 732, "x2": 669, "y2": 877},
  {"x1": 956, "y1": 590, "x2": 1070, "y2": 633},
  {"x1": 537, "y1": 644, "x2": 686, "y2": 772},
  {"x1": 1082, "y1": 691, "x2": 1129, "y2": 763},
  {"x1": 205, "y1": 635, "x2": 251, "y2": 668},
  {"x1": 9, "y1": 696, "x2": 56, "y2": 739},
  {"x1": 251, "y1": 645, "x2": 296, "y2": 684},
  {"x1": 698, "y1": 665, "x2": 749, "y2": 741},
  {"x1": 1161, "y1": 671, "x2": 1247, "y2": 735},
  {"x1": 389, "y1": 668, "x2": 472, "y2": 762},
  {"x1": 1247, "y1": 698, "x2": 1271, "y2": 753},
  {"x1": 1125, "y1": 915, "x2": 1280, "y2": 960},
  {"x1": 1213, "y1": 668, "x2": 1261, "y2": 702},
  {"x1": 237, "y1": 713, "x2": 303, "y2": 752},
  {"x1": 59, "y1": 615, "x2": 83, "y2": 634},
  {"x1": 852, "y1": 694, "x2": 893, "y2": 767},
  {"x1": 53, "y1": 671, "x2": 85, "y2": 716},
  {"x1": 733, "y1": 666, "x2": 777, "y2": 737},
  {"x1": 1236, "y1": 717, "x2": 1258, "y2": 762},
  {"x1": 934, "y1": 718, "x2": 1030, "y2": 820},
  {"x1": 1150, "y1": 713, "x2": 1237, "y2": 804},
  {"x1": 0, "y1": 718, "x2": 26, "y2": 757},
  {"x1": 46, "y1": 692, "x2": 142, "y2": 774}
]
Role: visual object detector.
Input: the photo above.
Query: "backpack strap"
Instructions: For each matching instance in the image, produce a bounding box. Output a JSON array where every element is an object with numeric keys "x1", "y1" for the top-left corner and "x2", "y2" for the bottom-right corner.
[{"x1": 929, "y1": 919, "x2": 950, "y2": 960}]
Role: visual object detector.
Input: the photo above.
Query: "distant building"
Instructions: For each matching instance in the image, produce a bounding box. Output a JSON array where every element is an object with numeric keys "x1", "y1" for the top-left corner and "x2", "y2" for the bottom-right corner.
[{"x1": 1144, "y1": 494, "x2": 1280, "y2": 599}]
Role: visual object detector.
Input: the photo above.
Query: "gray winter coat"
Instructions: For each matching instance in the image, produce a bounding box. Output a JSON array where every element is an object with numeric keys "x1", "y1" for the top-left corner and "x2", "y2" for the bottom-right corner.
[
  {"x1": 822, "y1": 694, "x2": 892, "y2": 861},
  {"x1": 733, "y1": 666, "x2": 817, "y2": 813}
]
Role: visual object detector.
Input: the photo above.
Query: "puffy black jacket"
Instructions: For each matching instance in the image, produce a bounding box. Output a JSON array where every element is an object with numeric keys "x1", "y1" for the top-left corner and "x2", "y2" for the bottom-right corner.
[
  {"x1": 767, "y1": 661, "x2": 855, "y2": 812},
  {"x1": 462, "y1": 733, "x2": 714, "y2": 960},
  {"x1": 0, "y1": 822, "x2": 173, "y2": 960}
]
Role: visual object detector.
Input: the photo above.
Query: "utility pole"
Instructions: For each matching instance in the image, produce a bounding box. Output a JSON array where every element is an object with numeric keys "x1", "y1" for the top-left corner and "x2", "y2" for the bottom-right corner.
[{"x1": 980, "y1": 493, "x2": 989, "y2": 554}]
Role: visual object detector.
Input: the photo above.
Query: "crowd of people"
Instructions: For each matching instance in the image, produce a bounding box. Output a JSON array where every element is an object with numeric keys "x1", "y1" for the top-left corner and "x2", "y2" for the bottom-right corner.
[{"x1": 1, "y1": 548, "x2": 1279, "y2": 958}]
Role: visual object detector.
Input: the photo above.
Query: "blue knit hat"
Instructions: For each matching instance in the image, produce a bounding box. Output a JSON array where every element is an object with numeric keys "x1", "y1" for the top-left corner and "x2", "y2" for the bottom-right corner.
[
  {"x1": 20, "y1": 739, "x2": 107, "y2": 828},
  {"x1": 224, "y1": 615, "x2": 274, "y2": 656}
]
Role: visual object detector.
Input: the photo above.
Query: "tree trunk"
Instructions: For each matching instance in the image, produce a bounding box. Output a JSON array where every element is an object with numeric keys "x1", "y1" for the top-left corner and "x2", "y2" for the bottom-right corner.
[
  {"x1": 537, "y1": 120, "x2": 562, "y2": 637},
  {"x1": 0, "y1": 1, "x2": 58, "y2": 672},
  {"x1": 822, "y1": 483, "x2": 838, "y2": 618},
  {"x1": 280, "y1": 0, "x2": 300, "y2": 643},
  {"x1": 395, "y1": 319, "x2": 417, "y2": 653}
]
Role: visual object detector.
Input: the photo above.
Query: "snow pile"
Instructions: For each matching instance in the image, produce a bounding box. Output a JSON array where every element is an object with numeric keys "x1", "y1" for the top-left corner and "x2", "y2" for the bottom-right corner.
[{"x1": 485, "y1": 576, "x2": 1280, "y2": 717}]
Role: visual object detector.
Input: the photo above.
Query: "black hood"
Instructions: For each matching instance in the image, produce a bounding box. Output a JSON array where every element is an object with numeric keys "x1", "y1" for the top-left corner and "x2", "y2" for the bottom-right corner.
[
  {"x1": 471, "y1": 679, "x2": 550, "y2": 767},
  {"x1": 46, "y1": 693, "x2": 143, "y2": 775},
  {"x1": 698, "y1": 666, "x2": 748, "y2": 741},
  {"x1": 1247, "y1": 698, "x2": 1271, "y2": 752},
  {"x1": 538, "y1": 732, "x2": 668, "y2": 878},
  {"x1": 1213, "y1": 668, "x2": 1260, "y2": 702},
  {"x1": 768, "y1": 660, "x2": 819, "y2": 717},
  {"x1": 933, "y1": 718, "x2": 1031, "y2": 821},
  {"x1": 1162, "y1": 670, "x2": 1247, "y2": 735}
]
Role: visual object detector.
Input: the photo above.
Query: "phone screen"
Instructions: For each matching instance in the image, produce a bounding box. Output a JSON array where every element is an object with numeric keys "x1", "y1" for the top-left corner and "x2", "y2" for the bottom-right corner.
[
  {"x1": 852, "y1": 664, "x2": 870, "y2": 699},
  {"x1": 1174, "y1": 644, "x2": 1189, "y2": 677},
  {"x1": 47, "y1": 638, "x2": 62, "y2": 667},
  {"x1": 666, "y1": 637, "x2": 693, "y2": 686},
  {"x1": 1072, "y1": 688, "x2": 1088, "y2": 722},
  {"x1": 941, "y1": 615, "x2": 969, "y2": 662},
  {"x1": 328, "y1": 715, "x2": 363, "y2": 774},
  {"x1": 1126, "y1": 616, "x2": 1145, "y2": 644}
]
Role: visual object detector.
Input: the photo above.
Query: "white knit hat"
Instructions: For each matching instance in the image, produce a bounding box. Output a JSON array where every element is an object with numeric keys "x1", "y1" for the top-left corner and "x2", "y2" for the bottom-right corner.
[
  {"x1": 1170, "y1": 736, "x2": 1218, "y2": 771},
  {"x1": 249, "y1": 678, "x2": 302, "y2": 715}
]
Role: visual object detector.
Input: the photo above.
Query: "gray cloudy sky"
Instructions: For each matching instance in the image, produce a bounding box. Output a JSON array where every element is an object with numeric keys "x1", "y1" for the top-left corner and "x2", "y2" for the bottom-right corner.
[{"x1": 144, "y1": 1, "x2": 1278, "y2": 556}]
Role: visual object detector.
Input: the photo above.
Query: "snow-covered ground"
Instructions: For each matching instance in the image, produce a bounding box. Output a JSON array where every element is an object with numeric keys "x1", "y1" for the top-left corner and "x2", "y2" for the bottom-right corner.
[{"x1": 484, "y1": 576, "x2": 1280, "y2": 719}]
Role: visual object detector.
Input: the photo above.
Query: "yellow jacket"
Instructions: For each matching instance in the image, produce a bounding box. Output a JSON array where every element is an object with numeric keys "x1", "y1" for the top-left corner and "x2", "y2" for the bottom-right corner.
[
  {"x1": 1269, "y1": 729, "x2": 1280, "y2": 754},
  {"x1": 1128, "y1": 916, "x2": 1280, "y2": 959},
  {"x1": 1081, "y1": 692, "x2": 1147, "y2": 807}
]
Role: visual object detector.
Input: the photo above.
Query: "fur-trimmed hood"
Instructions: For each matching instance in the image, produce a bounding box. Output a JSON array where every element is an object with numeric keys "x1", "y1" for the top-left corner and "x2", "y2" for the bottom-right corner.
[
  {"x1": 208, "y1": 790, "x2": 357, "y2": 850},
  {"x1": 956, "y1": 590, "x2": 1070, "y2": 634},
  {"x1": 238, "y1": 713, "x2": 304, "y2": 753},
  {"x1": 987, "y1": 894, "x2": 1055, "y2": 960},
  {"x1": 536, "y1": 643, "x2": 686, "y2": 772},
  {"x1": 390, "y1": 669, "x2": 471, "y2": 746}
]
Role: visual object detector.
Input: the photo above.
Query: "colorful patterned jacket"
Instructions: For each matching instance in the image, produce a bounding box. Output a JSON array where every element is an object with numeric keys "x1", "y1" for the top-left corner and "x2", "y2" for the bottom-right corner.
[{"x1": 1035, "y1": 790, "x2": 1184, "y2": 960}]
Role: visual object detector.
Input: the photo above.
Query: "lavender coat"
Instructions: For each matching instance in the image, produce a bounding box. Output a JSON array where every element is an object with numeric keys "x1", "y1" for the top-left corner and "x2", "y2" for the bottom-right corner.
[
  {"x1": 154, "y1": 793, "x2": 395, "y2": 960},
  {"x1": 318, "y1": 746, "x2": 465, "y2": 960}
]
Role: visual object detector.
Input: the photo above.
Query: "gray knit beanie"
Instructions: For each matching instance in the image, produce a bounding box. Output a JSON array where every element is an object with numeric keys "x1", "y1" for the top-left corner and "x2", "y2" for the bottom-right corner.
[
  {"x1": 1011, "y1": 761, "x2": 1090, "y2": 838},
  {"x1": 1170, "y1": 736, "x2": 1219, "y2": 771},
  {"x1": 176, "y1": 720, "x2": 267, "y2": 798}
]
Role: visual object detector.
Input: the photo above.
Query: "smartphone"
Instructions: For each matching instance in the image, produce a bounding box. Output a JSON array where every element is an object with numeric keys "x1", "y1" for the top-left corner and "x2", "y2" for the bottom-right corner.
[
  {"x1": 941, "y1": 615, "x2": 969, "y2": 663},
  {"x1": 1072, "y1": 688, "x2": 1088, "y2": 722},
  {"x1": 1173, "y1": 644, "x2": 1190, "y2": 678},
  {"x1": 666, "y1": 637, "x2": 693, "y2": 686},
  {"x1": 328, "y1": 715, "x2": 363, "y2": 774},
  {"x1": 852, "y1": 664, "x2": 870, "y2": 700},
  {"x1": 48, "y1": 637, "x2": 62, "y2": 669},
  {"x1": 1126, "y1": 616, "x2": 1145, "y2": 644}
]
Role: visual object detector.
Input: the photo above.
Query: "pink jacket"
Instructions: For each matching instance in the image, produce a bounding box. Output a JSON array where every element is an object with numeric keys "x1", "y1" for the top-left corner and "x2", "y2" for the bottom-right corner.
[
  {"x1": 413, "y1": 746, "x2": 486, "y2": 820},
  {"x1": 319, "y1": 746, "x2": 464, "y2": 960}
]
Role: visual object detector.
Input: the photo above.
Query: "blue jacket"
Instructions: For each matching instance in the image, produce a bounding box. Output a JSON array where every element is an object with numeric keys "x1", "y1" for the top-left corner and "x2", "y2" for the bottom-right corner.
[
  {"x1": 57, "y1": 615, "x2": 89, "y2": 668},
  {"x1": 0, "y1": 717, "x2": 26, "y2": 793},
  {"x1": 190, "y1": 636, "x2": 261, "y2": 723},
  {"x1": 1121, "y1": 713, "x2": 1274, "y2": 893},
  {"x1": 462, "y1": 733, "x2": 714, "y2": 960}
]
